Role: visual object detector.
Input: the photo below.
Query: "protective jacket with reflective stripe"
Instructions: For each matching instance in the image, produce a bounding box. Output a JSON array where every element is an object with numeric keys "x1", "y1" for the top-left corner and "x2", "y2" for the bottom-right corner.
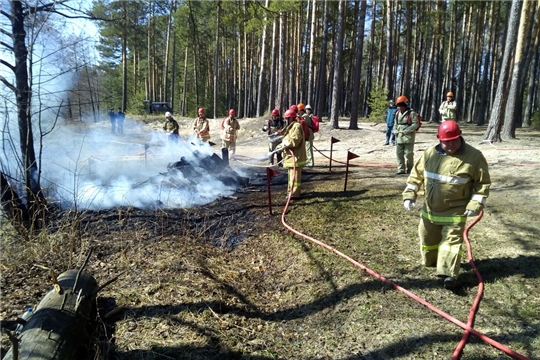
[
  {"x1": 403, "y1": 139, "x2": 490, "y2": 220},
  {"x1": 282, "y1": 121, "x2": 307, "y2": 168}
]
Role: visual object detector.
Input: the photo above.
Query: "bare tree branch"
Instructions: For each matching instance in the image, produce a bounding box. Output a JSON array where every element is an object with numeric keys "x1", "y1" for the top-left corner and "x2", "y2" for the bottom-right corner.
[
  {"x1": 0, "y1": 75, "x2": 16, "y2": 93},
  {"x1": 0, "y1": 59, "x2": 15, "y2": 72},
  {"x1": 0, "y1": 27, "x2": 13, "y2": 39},
  {"x1": 1, "y1": 9, "x2": 13, "y2": 20},
  {"x1": 0, "y1": 41, "x2": 14, "y2": 52}
]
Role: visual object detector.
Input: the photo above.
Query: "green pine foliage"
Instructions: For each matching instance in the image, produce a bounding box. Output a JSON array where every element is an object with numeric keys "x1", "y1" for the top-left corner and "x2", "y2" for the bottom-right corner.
[{"x1": 367, "y1": 83, "x2": 388, "y2": 122}]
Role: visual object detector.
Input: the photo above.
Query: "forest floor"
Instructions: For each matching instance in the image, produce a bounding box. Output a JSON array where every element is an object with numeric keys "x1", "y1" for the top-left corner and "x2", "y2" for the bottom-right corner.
[{"x1": 1, "y1": 115, "x2": 539, "y2": 359}]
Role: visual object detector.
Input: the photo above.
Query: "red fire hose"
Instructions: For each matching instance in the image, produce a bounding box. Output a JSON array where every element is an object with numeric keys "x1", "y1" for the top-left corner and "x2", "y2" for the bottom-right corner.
[
  {"x1": 452, "y1": 210, "x2": 485, "y2": 359},
  {"x1": 281, "y1": 149, "x2": 529, "y2": 359}
]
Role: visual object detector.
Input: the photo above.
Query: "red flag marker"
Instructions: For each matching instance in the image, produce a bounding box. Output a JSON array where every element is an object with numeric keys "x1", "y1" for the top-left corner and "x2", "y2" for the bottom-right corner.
[
  {"x1": 329, "y1": 137, "x2": 340, "y2": 171},
  {"x1": 344, "y1": 151, "x2": 359, "y2": 192}
]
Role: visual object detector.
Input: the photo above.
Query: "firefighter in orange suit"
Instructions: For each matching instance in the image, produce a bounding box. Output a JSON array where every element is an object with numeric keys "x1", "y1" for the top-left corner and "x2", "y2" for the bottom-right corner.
[
  {"x1": 221, "y1": 109, "x2": 240, "y2": 157},
  {"x1": 276, "y1": 109, "x2": 307, "y2": 198},
  {"x1": 193, "y1": 108, "x2": 211, "y2": 142},
  {"x1": 402, "y1": 121, "x2": 491, "y2": 289}
]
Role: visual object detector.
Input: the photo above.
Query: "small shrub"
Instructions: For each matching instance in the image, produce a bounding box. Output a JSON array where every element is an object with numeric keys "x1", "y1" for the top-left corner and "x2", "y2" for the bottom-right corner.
[{"x1": 367, "y1": 83, "x2": 389, "y2": 122}]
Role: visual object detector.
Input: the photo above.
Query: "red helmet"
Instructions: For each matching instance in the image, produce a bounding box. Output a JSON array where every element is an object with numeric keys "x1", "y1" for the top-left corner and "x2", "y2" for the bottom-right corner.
[
  {"x1": 437, "y1": 120, "x2": 462, "y2": 141},
  {"x1": 395, "y1": 95, "x2": 408, "y2": 106},
  {"x1": 198, "y1": 108, "x2": 205, "y2": 114},
  {"x1": 271, "y1": 108, "x2": 280, "y2": 116},
  {"x1": 229, "y1": 109, "x2": 236, "y2": 116},
  {"x1": 284, "y1": 109, "x2": 296, "y2": 119},
  {"x1": 446, "y1": 91, "x2": 454, "y2": 97},
  {"x1": 297, "y1": 103, "x2": 305, "y2": 111},
  {"x1": 289, "y1": 104, "x2": 298, "y2": 112}
]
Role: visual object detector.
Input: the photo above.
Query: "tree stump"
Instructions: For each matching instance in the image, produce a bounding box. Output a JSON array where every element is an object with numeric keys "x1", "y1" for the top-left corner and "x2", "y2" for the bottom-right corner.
[{"x1": 3, "y1": 269, "x2": 99, "y2": 360}]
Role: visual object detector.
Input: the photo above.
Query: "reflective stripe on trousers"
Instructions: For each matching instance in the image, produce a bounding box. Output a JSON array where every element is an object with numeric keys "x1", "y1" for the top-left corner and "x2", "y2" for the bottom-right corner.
[{"x1": 418, "y1": 214, "x2": 466, "y2": 278}]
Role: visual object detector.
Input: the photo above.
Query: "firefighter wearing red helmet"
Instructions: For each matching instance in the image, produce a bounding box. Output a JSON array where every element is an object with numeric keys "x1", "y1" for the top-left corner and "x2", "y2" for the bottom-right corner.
[
  {"x1": 221, "y1": 109, "x2": 240, "y2": 157},
  {"x1": 393, "y1": 95, "x2": 419, "y2": 175},
  {"x1": 193, "y1": 107, "x2": 211, "y2": 142},
  {"x1": 275, "y1": 109, "x2": 307, "y2": 198},
  {"x1": 263, "y1": 109, "x2": 285, "y2": 165},
  {"x1": 297, "y1": 103, "x2": 314, "y2": 167},
  {"x1": 438, "y1": 91, "x2": 457, "y2": 122},
  {"x1": 402, "y1": 121, "x2": 491, "y2": 290}
]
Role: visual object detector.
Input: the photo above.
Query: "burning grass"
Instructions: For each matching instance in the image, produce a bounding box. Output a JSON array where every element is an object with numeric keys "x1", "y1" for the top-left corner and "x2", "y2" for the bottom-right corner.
[{"x1": 1, "y1": 162, "x2": 539, "y2": 359}]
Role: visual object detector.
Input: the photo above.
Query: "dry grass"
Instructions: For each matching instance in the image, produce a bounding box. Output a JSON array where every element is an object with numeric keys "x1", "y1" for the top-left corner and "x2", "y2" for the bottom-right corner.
[{"x1": 2, "y1": 121, "x2": 540, "y2": 360}]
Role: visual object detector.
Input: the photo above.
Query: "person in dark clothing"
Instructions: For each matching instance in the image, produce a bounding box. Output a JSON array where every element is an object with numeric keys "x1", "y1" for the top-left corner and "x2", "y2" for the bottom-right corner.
[
  {"x1": 384, "y1": 100, "x2": 397, "y2": 145},
  {"x1": 116, "y1": 108, "x2": 125, "y2": 135},
  {"x1": 108, "y1": 108, "x2": 116, "y2": 134}
]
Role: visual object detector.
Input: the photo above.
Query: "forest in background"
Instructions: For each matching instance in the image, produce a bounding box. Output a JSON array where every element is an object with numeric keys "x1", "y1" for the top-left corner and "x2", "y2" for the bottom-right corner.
[{"x1": 82, "y1": 0, "x2": 540, "y2": 139}]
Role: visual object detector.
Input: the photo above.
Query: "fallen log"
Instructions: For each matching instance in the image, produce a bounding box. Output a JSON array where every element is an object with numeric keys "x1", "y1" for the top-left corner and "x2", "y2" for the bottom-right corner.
[{"x1": 3, "y1": 269, "x2": 99, "y2": 360}]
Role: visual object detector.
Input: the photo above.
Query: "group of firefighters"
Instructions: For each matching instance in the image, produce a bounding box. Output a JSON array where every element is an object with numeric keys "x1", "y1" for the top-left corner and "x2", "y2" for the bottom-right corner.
[{"x1": 160, "y1": 92, "x2": 490, "y2": 290}]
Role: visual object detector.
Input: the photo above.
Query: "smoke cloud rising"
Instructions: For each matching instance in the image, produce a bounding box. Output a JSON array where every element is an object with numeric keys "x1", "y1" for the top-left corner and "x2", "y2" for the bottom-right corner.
[{"x1": 37, "y1": 119, "x2": 244, "y2": 210}]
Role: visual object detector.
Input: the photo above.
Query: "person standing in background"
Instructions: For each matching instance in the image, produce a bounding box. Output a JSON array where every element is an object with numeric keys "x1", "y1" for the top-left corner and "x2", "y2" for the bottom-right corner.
[
  {"x1": 439, "y1": 91, "x2": 457, "y2": 123},
  {"x1": 108, "y1": 108, "x2": 116, "y2": 134},
  {"x1": 263, "y1": 108, "x2": 285, "y2": 165},
  {"x1": 299, "y1": 103, "x2": 314, "y2": 167},
  {"x1": 163, "y1": 111, "x2": 179, "y2": 145},
  {"x1": 116, "y1": 108, "x2": 125, "y2": 135},
  {"x1": 193, "y1": 108, "x2": 211, "y2": 142},
  {"x1": 393, "y1": 95, "x2": 419, "y2": 175},
  {"x1": 221, "y1": 109, "x2": 241, "y2": 157},
  {"x1": 384, "y1": 100, "x2": 397, "y2": 145}
]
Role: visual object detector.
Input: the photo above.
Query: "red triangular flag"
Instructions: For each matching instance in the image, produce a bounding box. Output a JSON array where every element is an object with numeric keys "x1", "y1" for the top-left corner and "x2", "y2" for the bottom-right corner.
[
  {"x1": 347, "y1": 151, "x2": 360, "y2": 160},
  {"x1": 331, "y1": 137, "x2": 341, "y2": 144},
  {"x1": 266, "y1": 167, "x2": 280, "y2": 178}
]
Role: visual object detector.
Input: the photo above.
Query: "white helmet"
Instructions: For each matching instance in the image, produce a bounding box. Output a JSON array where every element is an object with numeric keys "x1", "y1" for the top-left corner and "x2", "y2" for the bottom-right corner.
[
  {"x1": 305, "y1": 104, "x2": 312, "y2": 110},
  {"x1": 165, "y1": 112, "x2": 172, "y2": 117}
]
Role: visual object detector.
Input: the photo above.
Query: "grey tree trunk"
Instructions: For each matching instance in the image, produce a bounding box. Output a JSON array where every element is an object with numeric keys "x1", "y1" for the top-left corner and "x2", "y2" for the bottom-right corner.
[
  {"x1": 348, "y1": 0, "x2": 367, "y2": 129},
  {"x1": 256, "y1": 0, "x2": 269, "y2": 117},
  {"x1": 502, "y1": 0, "x2": 534, "y2": 138},
  {"x1": 276, "y1": 12, "x2": 285, "y2": 111},
  {"x1": 329, "y1": 0, "x2": 345, "y2": 129},
  {"x1": 307, "y1": 0, "x2": 316, "y2": 105},
  {"x1": 214, "y1": 1, "x2": 221, "y2": 118},
  {"x1": 523, "y1": 5, "x2": 540, "y2": 127},
  {"x1": 484, "y1": 0, "x2": 523, "y2": 142},
  {"x1": 315, "y1": 0, "x2": 329, "y2": 116}
]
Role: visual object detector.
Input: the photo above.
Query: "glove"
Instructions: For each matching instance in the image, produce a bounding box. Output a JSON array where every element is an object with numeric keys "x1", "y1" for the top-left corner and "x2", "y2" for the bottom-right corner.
[
  {"x1": 403, "y1": 200, "x2": 416, "y2": 211},
  {"x1": 463, "y1": 210, "x2": 478, "y2": 216}
]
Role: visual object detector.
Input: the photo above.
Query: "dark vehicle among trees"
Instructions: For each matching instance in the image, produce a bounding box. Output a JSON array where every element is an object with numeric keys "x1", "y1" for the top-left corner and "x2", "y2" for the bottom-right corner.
[{"x1": 146, "y1": 102, "x2": 172, "y2": 115}]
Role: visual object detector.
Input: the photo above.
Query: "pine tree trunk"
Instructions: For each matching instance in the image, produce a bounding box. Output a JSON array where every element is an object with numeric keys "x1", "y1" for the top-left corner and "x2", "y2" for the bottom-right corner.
[
  {"x1": 349, "y1": 0, "x2": 367, "y2": 129},
  {"x1": 503, "y1": 0, "x2": 534, "y2": 137},
  {"x1": 484, "y1": 0, "x2": 523, "y2": 142},
  {"x1": 256, "y1": 0, "x2": 269, "y2": 117},
  {"x1": 329, "y1": 0, "x2": 345, "y2": 128}
]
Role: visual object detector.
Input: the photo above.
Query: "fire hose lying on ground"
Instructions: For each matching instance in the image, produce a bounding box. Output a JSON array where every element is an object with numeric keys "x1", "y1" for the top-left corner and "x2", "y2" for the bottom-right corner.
[{"x1": 278, "y1": 148, "x2": 529, "y2": 360}]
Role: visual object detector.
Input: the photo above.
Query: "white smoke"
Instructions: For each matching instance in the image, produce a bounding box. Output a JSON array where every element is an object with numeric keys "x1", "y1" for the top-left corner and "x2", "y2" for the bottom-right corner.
[{"x1": 39, "y1": 120, "x2": 240, "y2": 210}]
